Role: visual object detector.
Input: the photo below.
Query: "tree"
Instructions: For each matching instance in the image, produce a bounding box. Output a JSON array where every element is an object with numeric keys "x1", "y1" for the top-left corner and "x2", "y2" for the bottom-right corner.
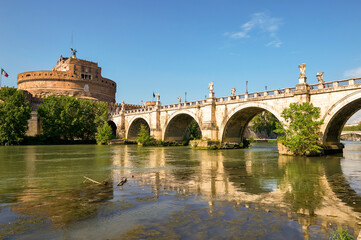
[
  {"x1": 0, "y1": 87, "x2": 32, "y2": 145},
  {"x1": 183, "y1": 120, "x2": 201, "y2": 144},
  {"x1": 95, "y1": 122, "x2": 113, "y2": 144},
  {"x1": 37, "y1": 95, "x2": 109, "y2": 142},
  {"x1": 136, "y1": 124, "x2": 155, "y2": 146},
  {"x1": 343, "y1": 122, "x2": 361, "y2": 131},
  {"x1": 275, "y1": 102, "x2": 323, "y2": 155},
  {"x1": 251, "y1": 111, "x2": 279, "y2": 136}
]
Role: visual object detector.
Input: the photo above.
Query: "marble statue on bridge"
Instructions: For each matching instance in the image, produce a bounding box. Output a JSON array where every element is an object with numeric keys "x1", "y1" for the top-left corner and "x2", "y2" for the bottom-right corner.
[
  {"x1": 317, "y1": 72, "x2": 324, "y2": 83},
  {"x1": 231, "y1": 88, "x2": 236, "y2": 96},
  {"x1": 298, "y1": 63, "x2": 306, "y2": 78},
  {"x1": 208, "y1": 81, "x2": 214, "y2": 92}
]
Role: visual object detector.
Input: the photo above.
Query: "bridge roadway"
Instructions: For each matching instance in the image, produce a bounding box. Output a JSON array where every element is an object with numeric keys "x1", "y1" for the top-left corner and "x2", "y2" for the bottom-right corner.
[{"x1": 109, "y1": 75, "x2": 361, "y2": 154}]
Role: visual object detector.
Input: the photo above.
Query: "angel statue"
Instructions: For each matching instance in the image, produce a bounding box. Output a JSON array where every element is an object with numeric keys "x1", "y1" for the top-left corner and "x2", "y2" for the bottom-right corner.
[
  {"x1": 298, "y1": 63, "x2": 306, "y2": 78},
  {"x1": 71, "y1": 48, "x2": 77, "y2": 58},
  {"x1": 178, "y1": 96, "x2": 182, "y2": 103},
  {"x1": 208, "y1": 81, "x2": 214, "y2": 92},
  {"x1": 156, "y1": 93, "x2": 160, "y2": 101},
  {"x1": 231, "y1": 88, "x2": 236, "y2": 96},
  {"x1": 316, "y1": 72, "x2": 324, "y2": 83}
]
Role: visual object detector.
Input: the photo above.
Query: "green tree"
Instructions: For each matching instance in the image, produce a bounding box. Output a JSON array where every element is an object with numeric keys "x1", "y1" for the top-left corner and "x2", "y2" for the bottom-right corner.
[
  {"x1": 186, "y1": 120, "x2": 201, "y2": 141},
  {"x1": 275, "y1": 102, "x2": 323, "y2": 155},
  {"x1": 95, "y1": 122, "x2": 113, "y2": 144},
  {"x1": 136, "y1": 124, "x2": 155, "y2": 146},
  {"x1": 343, "y1": 122, "x2": 361, "y2": 131},
  {"x1": 38, "y1": 95, "x2": 109, "y2": 142},
  {"x1": 251, "y1": 111, "x2": 279, "y2": 136},
  {"x1": 0, "y1": 87, "x2": 32, "y2": 145}
]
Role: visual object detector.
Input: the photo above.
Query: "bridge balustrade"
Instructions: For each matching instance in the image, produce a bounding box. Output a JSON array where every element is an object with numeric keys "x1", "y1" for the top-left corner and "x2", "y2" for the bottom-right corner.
[{"x1": 119, "y1": 77, "x2": 361, "y2": 116}]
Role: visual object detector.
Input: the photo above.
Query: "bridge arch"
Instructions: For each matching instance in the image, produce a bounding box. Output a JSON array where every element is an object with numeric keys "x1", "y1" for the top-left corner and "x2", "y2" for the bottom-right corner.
[
  {"x1": 127, "y1": 116, "x2": 150, "y2": 141},
  {"x1": 321, "y1": 90, "x2": 361, "y2": 146},
  {"x1": 163, "y1": 110, "x2": 202, "y2": 142},
  {"x1": 220, "y1": 102, "x2": 283, "y2": 143}
]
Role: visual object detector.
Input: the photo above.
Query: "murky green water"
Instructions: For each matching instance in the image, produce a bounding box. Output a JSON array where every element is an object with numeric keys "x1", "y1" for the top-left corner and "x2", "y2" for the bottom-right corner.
[{"x1": 1, "y1": 142, "x2": 361, "y2": 239}]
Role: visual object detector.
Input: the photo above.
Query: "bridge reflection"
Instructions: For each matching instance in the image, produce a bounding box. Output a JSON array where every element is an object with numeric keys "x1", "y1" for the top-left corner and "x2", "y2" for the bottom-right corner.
[{"x1": 110, "y1": 144, "x2": 361, "y2": 238}]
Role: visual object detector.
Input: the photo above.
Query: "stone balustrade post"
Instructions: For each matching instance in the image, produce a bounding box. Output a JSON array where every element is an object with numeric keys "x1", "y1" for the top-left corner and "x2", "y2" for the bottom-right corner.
[{"x1": 349, "y1": 79, "x2": 355, "y2": 85}]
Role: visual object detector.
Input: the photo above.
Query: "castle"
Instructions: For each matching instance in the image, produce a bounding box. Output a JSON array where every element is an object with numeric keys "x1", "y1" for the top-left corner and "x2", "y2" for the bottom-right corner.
[{"x1": 17, "y1": 50, "x2": 117, "y2": 103}]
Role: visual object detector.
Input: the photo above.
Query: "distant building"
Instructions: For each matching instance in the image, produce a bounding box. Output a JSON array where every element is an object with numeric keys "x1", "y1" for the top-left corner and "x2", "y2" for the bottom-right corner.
[{"x1": 17, "y1": 53, "x2": 117, "y2": 103}]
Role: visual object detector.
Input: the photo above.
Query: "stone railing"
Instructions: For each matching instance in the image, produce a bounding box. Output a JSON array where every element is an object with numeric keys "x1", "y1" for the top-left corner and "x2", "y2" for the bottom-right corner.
[
  {"x1": 124, "y1": 107, "x2": 154, "y2": 114},
  {"x1": 121, "y1": 77, "x2": 361, "y2": 115},
  {"x1": 215, "y1": 87, "x2": 297, "y2": 103},
  {"x1": 309, "y1": 77, "x2": 361, "y2": 91}
]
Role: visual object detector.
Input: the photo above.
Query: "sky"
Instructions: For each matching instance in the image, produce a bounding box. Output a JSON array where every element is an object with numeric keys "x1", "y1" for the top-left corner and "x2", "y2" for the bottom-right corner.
[{"x1": 1, "y1": 0, "x2": 361, "y2": 108}]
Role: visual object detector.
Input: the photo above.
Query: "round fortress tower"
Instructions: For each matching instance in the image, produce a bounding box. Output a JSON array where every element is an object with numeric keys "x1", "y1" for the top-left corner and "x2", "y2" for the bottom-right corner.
[{"x1": 17, "y1": 52, "x2": 116, "y2": 103}]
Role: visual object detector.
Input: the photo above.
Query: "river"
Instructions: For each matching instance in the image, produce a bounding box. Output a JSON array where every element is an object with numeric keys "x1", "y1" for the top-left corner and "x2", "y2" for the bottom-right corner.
[{"x1": 0, "y1": 142, "x2": 361, "y2": 239}]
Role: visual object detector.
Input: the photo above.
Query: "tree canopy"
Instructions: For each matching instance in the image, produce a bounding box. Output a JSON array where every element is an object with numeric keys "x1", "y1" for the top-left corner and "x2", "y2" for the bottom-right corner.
[
  {"x1": 251, "y1": 111, "x2": 279, "y2": 136},
  {"x1": 275, "y1": 102, "x2": 323, "y2": 155},
  {"x1": 0, "y1": 87, "x2": 32, "y2": 145},
  {"x1": 37, "y1": 95, "x2": 109, "y2": 142}
]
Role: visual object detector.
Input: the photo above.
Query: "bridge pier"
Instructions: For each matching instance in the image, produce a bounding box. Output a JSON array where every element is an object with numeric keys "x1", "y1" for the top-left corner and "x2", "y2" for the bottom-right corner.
[{"x1": 201, "y1": 95, "x2": 219, "y2": 140}]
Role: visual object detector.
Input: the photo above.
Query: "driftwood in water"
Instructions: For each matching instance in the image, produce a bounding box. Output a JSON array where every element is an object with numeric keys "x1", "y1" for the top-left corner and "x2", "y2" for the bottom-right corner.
[
  {"x1": 117, "y1": 177, "x2": 127, "y2": 186},
  {"x1": 83, "y1": 176, "x2": 108, "y2": 185}
]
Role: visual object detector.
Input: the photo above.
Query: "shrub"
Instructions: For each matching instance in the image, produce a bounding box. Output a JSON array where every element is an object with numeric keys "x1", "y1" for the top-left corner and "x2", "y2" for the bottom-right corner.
[
  {"x1": 275, "y1": 102, "x2": 323, "y2": 155},
  {"x1": 136, "y1": 124, "x2": 155, "y2": 146},
  {"x1": 95, "y1": 122, "x2": 113, "y2": 144}
]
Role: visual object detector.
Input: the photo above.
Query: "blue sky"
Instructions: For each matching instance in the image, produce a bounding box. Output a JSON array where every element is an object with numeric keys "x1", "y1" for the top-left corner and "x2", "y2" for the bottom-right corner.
[{"x1": 1, "y1": 0, "x2": 361, "y2": 105}]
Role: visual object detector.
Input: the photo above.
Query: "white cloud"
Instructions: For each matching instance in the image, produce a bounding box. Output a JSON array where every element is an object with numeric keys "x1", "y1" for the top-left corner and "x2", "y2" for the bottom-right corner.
[
  {"x1": 344, "y1": 67, "x2": 361, "y2": 78},
  {"x1": 225, "y1": 12, "x2": 283, "y2": 47},
  {"x1": 266, "y1": 39, "x2": 283, "y2": 48}
]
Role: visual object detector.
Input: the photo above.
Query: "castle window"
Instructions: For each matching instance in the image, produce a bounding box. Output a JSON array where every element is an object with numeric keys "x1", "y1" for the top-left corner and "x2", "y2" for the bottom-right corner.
[
  {"x1": 26, "y1": 74, "x2": 30, "y2": 77},
  {"x1": 50, "y1": 74, "x2": 53, "y2": 76},
  {"x1": 81, "y1": 74, "x2": 92, "y2": 80},
  {"x1": 64, "y1": 74, "x2": 67, "y2": 77}
]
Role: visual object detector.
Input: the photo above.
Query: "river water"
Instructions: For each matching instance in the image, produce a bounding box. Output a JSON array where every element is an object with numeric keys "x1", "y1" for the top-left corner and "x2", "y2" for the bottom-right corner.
[{"x1": 0, "y1": 142, "x2": 361, "y2": 239}]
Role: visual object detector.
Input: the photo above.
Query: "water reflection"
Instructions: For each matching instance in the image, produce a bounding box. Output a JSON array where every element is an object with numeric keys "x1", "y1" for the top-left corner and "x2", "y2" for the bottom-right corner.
[
  {"x1": 109, "y1": 144, "x2": 361, "y2": 239},
  {"x1": 0, "y1": 143, "x2": 360, "y2": 239}
]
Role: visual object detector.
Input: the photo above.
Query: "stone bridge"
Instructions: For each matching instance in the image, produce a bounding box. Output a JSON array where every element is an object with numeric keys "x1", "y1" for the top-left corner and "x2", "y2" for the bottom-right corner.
[
  {"x1": 109, "y1": 74, "x2": 361, "y2": 153},
  {"x1": 341, "y1": 131, "x2": 361, "y2": 136}
]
